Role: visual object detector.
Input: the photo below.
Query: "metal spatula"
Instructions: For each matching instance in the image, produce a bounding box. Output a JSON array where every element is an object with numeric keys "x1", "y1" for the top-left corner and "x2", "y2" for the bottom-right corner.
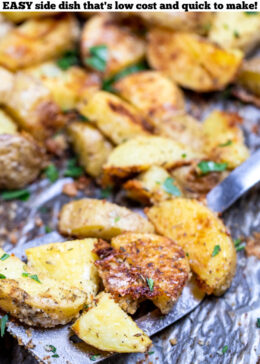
[{"x1": 3, "y1": 149, "x2": 260, "y2": 364}]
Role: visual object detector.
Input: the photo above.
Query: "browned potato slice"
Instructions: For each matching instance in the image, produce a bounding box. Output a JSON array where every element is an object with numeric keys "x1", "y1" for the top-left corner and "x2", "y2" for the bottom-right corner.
[
  {"x1": 237, "y1": 57, "x2": 260, "y2": 97},
  {"x1": 0, "y1": 248, "x2": 86, "y2": 327},
  {"x1": 26, "y1": 62, "x2": 101, "y2": 111},
  {"x1": 2, "y1": 70, "x2": 65, "y2": 140},
  {"x1": 2, "y1": 12, "x2": 59, "y2": 23},
  {"x1": 203, "y1": 111, "x2": 249, "y2": 169},
  {"x1": 0, "y1": 14, "x2": 79, "y2": 71},
  {"x1": 67, "y1": 121, "x2": 113, "y2": 178},
  {"x1": 72, "y1": 292, "x2": 152, "y2": 353},
  {"x1": 147, "y1": 29, "x2": 243, "y2": 92},
  {"x1": 0, "y1": 133, "x2": 45, "y2": 190},
  {"x1": 0, "y1": 109, "x2": 18, "y2": 135},
  {"x1": 209, "y1": 12, "x2": 260, "y2": 54},
  {"x1": 124, "y1": 166, "x2": 182, "y2": 205},
  {"x1": 79, "y1": 91, "x2": 150, "y2": 145},
  {"x1": 81, "y1": 14, "x2": 145, "y2": 77},
  {"x1": 146, "y1": 199, "x2": 237, "y2": 295},
  {"x1": 114, "y1": 71, "x2": 185, "y2": 127},
  {"x1": 59, "y1": 198, "x2": 154, "y2": 239},
  {"x1": 103, "y1": 135, "x2": 202, "y2": 181}
]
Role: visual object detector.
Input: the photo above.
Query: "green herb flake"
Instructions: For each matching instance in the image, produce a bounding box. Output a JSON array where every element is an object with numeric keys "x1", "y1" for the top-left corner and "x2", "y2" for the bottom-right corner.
[
  {"x1": 257, "y1": 318, "x2": 260, "y2": 328},
  {"x1": 45, "y1": 164, "x2": 59, "y2": 183},
  {"x1": 0, "y1": 253, "x2": 10, "y2": 261},
  {"x1": 181, "y1": 153, "x2": 187, "y2": 158},
  {"x1": 90, "y1": 354, "x2": 100, "y2": 361},
  {"x1": 57, "y1": 49, "x2": 79, "y2": 70},
  {"x1": 233, "y1": 30, "x2": 240, "y2": 39},
  {"x1": 0, "y1": 274, "x2": 6, "y2": 279},
  {"x1": 45, "y1": 226, "x2": 52, "y2": 234},
  {"x1": 64, "y1": 159, "x2": 84, "y2": 178},
  {"x1": 85, "y1": 45, "x2": 108, "y2": 72},
  {"x1": 186, "y1": 253, "x2": 189, "y2": 257},
  {"x1": 219, "y1": 140, "x2": 233, "y2": 147},
  {"x1": 79, "y1": 114, "x2": 89, "y2": 122},
  {"x1": 22, "y1": 272, "x2": 30, "y2": 277},
  {"x1": 30, "y1": 274, "x2": 41, "y2": 284},
  {"x1": 234, "y1": 238, "x2": 246, "y2": 251},
  {"x1": 236, "y1": 244, "x2": 245, "y2": 252},
  {"x1": 100, "y1": 186, "x2": 112, "y2": 199},
  {"x1": 114, "y1": 216, "x2": 120, "y2": 223},
  {"x1": 203, "y1": 23, "x2": 211, "y2": 33},
  {"x1": 84, "y1": 304, "x2": 89, "y2": 309},
  {"x1": 1, "y1": 314, "x2": 8, "y2": 337},
  {"x1": 52, "y1": 354, "x2": 59, "y2": 358},
  {"x1": 244, "y1": 11, "x2": 258, "y2": 15},
  {"x1": 45, "y1": 344, "x2": 56, "y2": 353},
  {"x1": 148, "y1": 351, "x2": 155, "y2": 355},
  {"x1": 212, "y1": 245, "x2": 221, "y2": 257},
  {"x1": 162, "y1": 177, "x2": 181, "y2": 196},
  {"x1": 146, "y1": 277, "x2": 154, "y2": 292},
  {"x1": 1, "y1": 189, "x2": 30, "y2": 201},
  {"x1": 198, "y1": 161, "x2": 227, "y2": 175},
  {"x1": 222, "y1": 345, "x2": 228, "y2": 354}
]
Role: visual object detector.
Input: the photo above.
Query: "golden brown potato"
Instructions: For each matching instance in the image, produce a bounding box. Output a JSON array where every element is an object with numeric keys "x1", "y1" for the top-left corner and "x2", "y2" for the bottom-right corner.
[
  {"x1": 209, "y1": 12, "x2": 260, "y2": 54},
  {"x1": 203, "y1": 111, "x2": 249, "y2": 169},
  {"x1": 72, "y1": 292, "x2": 152, "y2": 353},
  {"x1": 2, "y1": 12, "x2": 59, "y2": 23},
  {"x1": 0, "y1": 14, "x2": 79, "y2": 71},
  {"x1": 0, "y1": 248, "x2": 86, "y2": 327},
  {"x1": 81, "y1": 14, "x2": 145, "y2": 77},
  {"x1": 0, "y1": 66, "x2": 14, "y2": 104},
  {"x1": 26, "y1": 239, "x2": 100, "y2": 304},
  {"x1": 67, "y1": 121, "x2": 113, "y2": 178},
  {"x1": 237, "y1": 57, "x2": 260, "y2": 97},
  {"x1": 2, "y1": 70, "x2": 65, "y2": 140},
  {"x1": 0, "y1": 109, "x2": 18, "y2": 135},
  {"x1": 0, "y1": 14, "x2": 13, "y2": 39},
  {"x1": 26, "y1": 62, "x2": 101, "y2": 111},
  {"x1": 103, "y1": 135, "x2": 203, "y2": 181},
  {"x1": 0, "y1": 133, "x2": 45, "y2": 190},
  {"x1": 147, "y1": 29, "x2": 243, "y2": 92},
  {"x1": 124, "y1": 166, "x2": 182, "y2": 205},
  {"x1": 114, "y1": 71, "x2": 185, "y2": 127},
  {"x1": 146, "y1": 199, "x2": 237, "y2": 296},
  {"x1": 95, "y1": 234, "x2": 189, "y2": 314},
  {"x1": 79, "y1": 91, "x2": 150, "y2": 145},
  {"x1": 59, "y1": 198, "x2": 154, "y2": 240}
]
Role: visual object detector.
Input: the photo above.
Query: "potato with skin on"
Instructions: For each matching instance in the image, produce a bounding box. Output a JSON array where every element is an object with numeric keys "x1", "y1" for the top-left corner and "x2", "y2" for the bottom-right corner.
[
  {"x1": 72, "y1": 292, "x2": 152, "y2": 353},
  {"x1": 25, "y1": 62, "x2": 101, "y2": 111},
  {"x1": 147, "y1": 29, "x2": 243, "y2": 92},
  {"x1": 103, "y1": 135, "x2": 203, "y2": 181},
  {"x1": 237, "y1": 57, "x2": 260, "y2": 97},
  {"x1": 67, "y1": 121, "x2": 113, "y2": 178},
  {"x1": 26, "y1": 239, "x2": 100, "y2": 303},
  {"x1": 79, "y1": 91, "x2": 150, "y2": 145},
  {"x1": 0, "y1": 248, "x2": 86, "y2": 327},
  {"x1": 59, "y1": 198, "x2": 154, "y2": 240},
  {"x1": 146, "y1": 199, "x2": 237, "y2": 296},
  {"x1": 209, "y1": 12, "x2": 260, "y2": 54},
  {"x1": 81, "y1": 14, "x2": 145, "y2": 77},
  {"x1": 203, "y1": 111, "x2": 249, "y2": 169},
  {"x1": 124, "y1": 166, "x2": 182, "y2": 205},
  {"x1": 0, "y1": 14, "x2": 79, "y2": 71},
  {"x1": 0, "y1": 109, "x2": 18, "y2": 135}
]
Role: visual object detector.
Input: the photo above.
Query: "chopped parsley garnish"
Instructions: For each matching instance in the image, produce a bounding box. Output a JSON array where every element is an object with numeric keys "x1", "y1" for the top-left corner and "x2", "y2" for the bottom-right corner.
[
  {"x1": 244, "y1": 11, "x2": 258, "y2": 15},
  {"x1": 233, "y1": 30, "x2": 240, "y2": 39},
  {"x1": 198, "y1": 161, "x2": 227, "y2": 175},
  {"x1": 22, "y1": 272, "x2": 30, "y2": 277},
  {"x1": 222, "y1": 345, "x2": 228, "y2": 354},
  {"x1": 0, "y1": 274, "x2": 6, "y2": 279},
  {"x1": 114, "y1": 216, "x2": 120, "y2": 223},
  {"x1": 0, "y1": 253, "x2": 10, "y2": 261},
  {"x1": 234, "y1": 238, "x2": 246, "y2": 252},
  {"x1": 181, "y1": 153, "x2": 187, "y2": 158},
  {"x1": 186, "y1": 253, "x2": 189, "y2": 257},
  {"x1": 45, "y1": 344, "x2": 59, "y2": 357},
  {"x1": 57, "y1": 49, "x2": 79, "y2": 70},
  {"x1": 148, "y1": 351, "x2": 155, "y2": 355},
  {"x1": 64, "y1": 158, "x2": 84, "y2": 178},
  {"x1": 22, "y1": 272, "x2": 41, "y2": 283},
  {"x1": 85, "y1": 45, "x2": 108, "y2": 72},
  {"x1": 90, "y1": 354, "x2": 100, "y2": 361},
  {"x1": 1, "y1": 315, "x2": 8, "y2": 337},
  {"x1": 257, "y1": 318, "x2": 260, "y2": 328},
  {"x1": 146, "y1": 277, "x2": 154, "y2": 292},
  {"x1": 52, "y1": 354, "x2": 59, "y2": 358},
  {"x1": 79, "y1": 114, "x2": 89, "y2": 122},
  {"x1": 102, "y1": 61, "x2": 149, "y2": 92},
  {"x1": 45, "y1": 164, "x2": 59, "y2": 183},
  {"x1": 212, "y1": 245, "x2": 221, "y2": 257},
  {"x1": 84, "y1": 304, "x2": 89, "y2": 309},
  {"x1": 1, "y1": 189, "x2": 30, "y2": 201},
  {"x1": 219, "y1": 140, "x2": 233, "y2": 147},
  {"x1": 162, "y1": 177, "x2": 181, "y2": 196},
  {"x1": 45, "y1": 226, "x2": 52, "y2": 233},
  {"x1": 100, "y1": 186, "x2": 112, "y2": 199}
]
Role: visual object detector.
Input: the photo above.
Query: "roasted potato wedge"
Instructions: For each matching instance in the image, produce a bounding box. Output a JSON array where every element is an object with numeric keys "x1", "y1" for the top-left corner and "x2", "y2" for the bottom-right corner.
[
  {"x1": 0, "y1": 248, "x2": 86, "y2": 327},
  {"x1": 124, "y1": 166, "x2": 182, "y2": 205},
  {"x1": 114, "y1": 71, "x2": 185, "y2": 127},
  {"x1": 0, "y1": 66, "x2": 14, "y2": 104},
  {"x1": 26, "y1": 239, "x2": 100, "y2": 303},
  {"x1": 26, "y1": 62, "x2": 100, "y2": 111},
  {"x1": 209, "y1": 12, "x2": 260, "y2": 54},
  {"x1": 103, "y1": 135, "x2": 202, "y2": 181},
  {"x1": 146, "y1": 199, "x2": 237, "y2": 295},
  {"x1": 147, "y1": 29, "x2": 243, "y2": 92},
  {"x1": 0, "y1": 109, "x2": 18, "y2": 135},
  {"x1": 203, "y1": 111, "x2": 249, "y2": 169},
  {"x1": 72, "y1": 292, "x2": 152, "y2": 353},
  {"x1": 95, "y1": 234, "x2": 189, "y2": 314},
  {"x1": 0, "y1": 14, "x2": 79, "y2": 71},
  {"x1": 237, "y1": 57, "x2": 260, "y2": 97},
  {"x1": 2, "y1": 12, "x2": 59, "y2": 23},
  {"x1": 59, "y1": 198, "x2": 154, "y2": 239},
  {"x1": 0, "y1": 133, "x2": 45, "y2": 190},
  {"x1": 81, "y1": 14, "x2": 145, "y2": 77},
  {"x1": 67, "y1": 121, "x2": 113, "y2": 178},
  {"x1": 2, "y1": 70, "x2": 65, "y2": 140},
  {"x1": 79, "y1": 91, "x2": 150, "y2": 145}
]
